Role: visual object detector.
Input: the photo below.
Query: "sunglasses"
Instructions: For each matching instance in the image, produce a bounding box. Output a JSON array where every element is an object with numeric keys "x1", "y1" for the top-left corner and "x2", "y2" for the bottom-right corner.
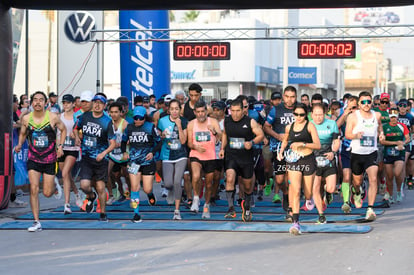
[
  {"x1": 133, "y1": 115, "x2": 145, "y2": 121},
  {"x1": 243, "y1": 105, "x2": 249, "y2": 108},
  {"x1": 380, "y1": 100, "x2": 389, "y2": 104},
  {"x1": 360, "y1": 100, "x2": 372, "y2": 105},
  {"x1": 398, "y1": 103, "x2": 407, "y2": 107},
  {"x1": 373, "y1": 103, "x2": 380, "y2": 107},
  {"x1": 293, "y1": 112, "x2": 306, "y2": 117}
]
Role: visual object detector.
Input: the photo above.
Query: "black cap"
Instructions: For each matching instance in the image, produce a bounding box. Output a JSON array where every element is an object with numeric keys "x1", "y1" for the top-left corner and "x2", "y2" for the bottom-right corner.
[
  {"x1": 143, "y1": 96, "x2": 150, "y2": 103},
  {"x1": 62, "y1": 94, "x2": 74, "y2": 103},
  {"x1": 271, "y1": 92, "x2": 282, "y2": 100},
  {"x1": 49, "y1": 92, "x2": 57, "y2": 98}
]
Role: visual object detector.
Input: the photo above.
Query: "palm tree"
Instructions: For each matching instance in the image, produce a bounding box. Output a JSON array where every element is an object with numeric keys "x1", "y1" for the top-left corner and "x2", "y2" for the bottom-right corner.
[{"x1": 182, "y1": 11, "x2": 200, "y2": 23}]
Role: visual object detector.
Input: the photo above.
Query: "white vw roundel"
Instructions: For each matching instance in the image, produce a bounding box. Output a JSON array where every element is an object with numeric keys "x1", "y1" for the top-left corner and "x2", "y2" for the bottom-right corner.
[{"x1": 64, "y1": 11, "x2": 96, "y2": 43}]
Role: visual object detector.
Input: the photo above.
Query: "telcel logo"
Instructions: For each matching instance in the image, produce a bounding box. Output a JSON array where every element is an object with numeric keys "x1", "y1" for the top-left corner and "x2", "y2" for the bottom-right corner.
[
  {"x1": 64, "y1": 11, "x2": 96, "y2": 43},
  {"x1": 130, "y1": 19, "x2": 153, "y2": 96}
]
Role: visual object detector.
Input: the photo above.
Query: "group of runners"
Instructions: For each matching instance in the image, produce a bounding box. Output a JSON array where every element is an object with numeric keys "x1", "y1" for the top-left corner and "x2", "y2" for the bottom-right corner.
[{"x1": 12, "y1": 83, "x2": 414, "y2": 235}]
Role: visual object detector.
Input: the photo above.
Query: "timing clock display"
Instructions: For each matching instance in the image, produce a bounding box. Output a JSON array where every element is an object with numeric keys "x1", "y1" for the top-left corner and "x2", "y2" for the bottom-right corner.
[
  {"x1": 298, "y1": 40, "x2": 356, "y2": 59},
  {"x1": 173, "y1": 42, "x2": 231, "y2": 60}
]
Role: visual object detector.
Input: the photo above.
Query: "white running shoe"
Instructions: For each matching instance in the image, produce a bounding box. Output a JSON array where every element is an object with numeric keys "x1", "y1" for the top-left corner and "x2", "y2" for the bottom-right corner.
[
  {"x1": 202, "y1": 204, "x2": 211, "y2": 219},
  {"x1": 161, "y1": 188, "x2": 169, "y2": 198},
  {"x1": 9, "y1": 198, "x2": 28, "y2": 208},
  {"x1": 75, "y1": 192, "x2": 84, "y2": 208},
  {"x1": 53, "y1": 178, "x2": 63, "y2": 200},
  {"x1": 28, "y1": 221, "x2": 42, "y2": 232},
  {"x1": 173, "y1": 210, "x2": 182, "y2": 220},
  {"x1": 305, "y1": 199, "x2": 315, "y2": 211},
  {"x1": 64, "y1": 203, "x2": 72, "y2": 215},
  {"x1": 190, "y1": 196, "x2": 200, "y2": 213},
  {"x1": 106, "y1": 196, "x2": 116, "y2": 206},
  {"x1": 365, "y1": 207, "x2": 376, "y2": 221}
]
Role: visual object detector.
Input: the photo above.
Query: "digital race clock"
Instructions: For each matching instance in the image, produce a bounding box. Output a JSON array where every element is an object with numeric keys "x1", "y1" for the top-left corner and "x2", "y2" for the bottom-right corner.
[
  {"x1": 173, "y1": 42, "x2": 231, "y2": 60},
  {"x1": 297, "y1": 40, "x2": 356, "y2": 59}
]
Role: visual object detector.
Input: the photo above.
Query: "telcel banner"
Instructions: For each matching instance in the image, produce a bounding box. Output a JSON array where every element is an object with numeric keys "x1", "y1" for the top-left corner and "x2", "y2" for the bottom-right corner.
[{"x1": 119, "y1": 11, "x2": 170, "y2": 106}]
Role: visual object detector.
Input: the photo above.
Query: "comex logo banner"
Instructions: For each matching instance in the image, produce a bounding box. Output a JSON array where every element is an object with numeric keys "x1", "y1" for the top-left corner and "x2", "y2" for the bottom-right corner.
[{"x1": 64, "y1": 11, "x2": 96, "y2": 43}]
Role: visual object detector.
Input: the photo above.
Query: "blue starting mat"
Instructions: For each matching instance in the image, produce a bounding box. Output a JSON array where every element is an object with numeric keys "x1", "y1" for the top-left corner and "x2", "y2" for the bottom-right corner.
[
  {"x1": 16, "y1": 211, "x2": 372, "y2": 223},
  {"x1": 52, "y1": 204, "x2": 385, "y2": 216},
  {"x1": 0, "y1": 220, "x2": 373, "y2": 233}
]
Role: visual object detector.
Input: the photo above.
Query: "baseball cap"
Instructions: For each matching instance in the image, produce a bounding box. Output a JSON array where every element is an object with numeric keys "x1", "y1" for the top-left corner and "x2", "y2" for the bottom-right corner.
[
  {"x1": 62, "y1": 94, "x2": 74, "y2": 103},
  {"x1": 49, "y1": 92, "x2": 57, "y2": 98},
  {"x1": 271, "y1": 92, "x2": 282, "y2": 100},
  {"x1": 164, "y1": 94, "x2": 173, "y2": 104},
  {"x1": 133, "y1": 106, "x2": 146, "y2": 119},
  {"x1": 380, "y1": 93, "x2": 390, "y2": 100},
  {"x1": 80, "y1": 90, "x2": 94, "y2": 102},
  {"x1": 389, "y1": 108, "x2": 399, "y2": 117},
  {"x1": 212, "y1": 101, "x2": 226, "y2": 110},
  {"x1": 143, "y1": 96, "x2": 150, "y2": 103},
  {"x1": 92, "y1": 94, "x2": 107, "y2": 104}
]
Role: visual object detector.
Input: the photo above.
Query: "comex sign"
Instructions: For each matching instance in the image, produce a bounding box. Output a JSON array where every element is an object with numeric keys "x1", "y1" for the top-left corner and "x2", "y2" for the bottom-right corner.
[
  {"x1": 64, "y1": 11, "x2": 96, "y2": 43},
  {"x1": 288, "y1": 67, "x2": 317, "y2": 84}
]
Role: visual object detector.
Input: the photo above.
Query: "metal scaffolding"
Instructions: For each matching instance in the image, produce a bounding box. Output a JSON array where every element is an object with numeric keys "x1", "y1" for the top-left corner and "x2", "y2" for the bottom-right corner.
[{"x1": 89, "y1": 24, "x2": 414, "y2": 42}]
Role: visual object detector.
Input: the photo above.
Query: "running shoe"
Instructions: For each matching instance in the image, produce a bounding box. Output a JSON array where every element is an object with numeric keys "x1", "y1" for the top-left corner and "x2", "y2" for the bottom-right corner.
[
  {"x1": 317, "y1": 214, "x2": 327, "y2": 224},
  {"x1": 155, "y1": 172, "x2": 162, "y2": 183},
  {"x1": 27, "y1": 221, "x2": 42, "y2": 232},
  {"x1": 365, "y1": 207, "x2": 376, "y2": 221},
  {"x1": 131, "y1": 213, "x2": 142, "y2": 223},
  {"x1": 147, "y1": 193, "x2": 157, "y2": 206},
  {"x1": 353, "y1": 193, "x2": 362, "y2": 208},
  {"x1": 161, "y1": 187, "x2": 168, "y2": 198},
  {"x1": 257, "y1": 189, "x2": 263, "y2": 201},
  {"x1": 75, "y1": 192, "x2": 84, "y2": 208},
  {"x1": 224, "y1": 207, "x2": 236, "y2": 219},
  {"x1": 190, "y1": 196, "x2": 200, "y2": 213},
  {"x1": 185, "y1": 198, "x2": 193, "y2": 209},
  {"x1": 388, "y1": 196, "x2": 395, "y2": 204},
  {"x1": 99, "y1": 213, "x2": 108, "y2": 222},
  {"x1": 264, "y1": 178, "x2": 274, "y2": 196},
  {"x1": 8, "y1": 198, "x2": 28, "y2": 208},
  {"x1": 289, "y1": 222, "x2": 302, "y2": 235},
  {"x1": 285, "y1": 212, "x2": 293, "y2": 222},
  {"x1": 324, "y1": 193, "x2": 333, "y2": 205},
  {"x1": 117, "y1": 194, "x2": 127, "y2": 202},
  {"x1": 53, "y1": 178, "x2": 63, "y2": 200},
  {"x1": 241, "y1": 200, "x2": 252, "y2": 222},
  {"x1": 85, "y1": 194, "x2": 96, "y2": 213},
  {"x1": 379, "y1": 177, "x2": 386, "y2": 195},
  {"x1": 383, "y1": 191, "x2": 390, "y2": 201},
  {"x1": 173, "y1": 210, "x2": 182, "y2": 220},
  {"x1": 106, "y1": 196, "x2": 116, "y2": 206},
  {"x1": 407, "y1": 178, "x2": 414, "y2": 190},
  {"x1": 64, "y1": 203, "x2": 72, "y2": 215},
  {"x1": 202, "y1": 204, "x2": 211, "y2": 219},
  {"x1": 396, "y1": 192, "x2": 403, "y2": 203},
  {"x1": 112, "y1": 183, "x2": 121, "y2": 200},
  {"x1": 80, "y1": 198, "x2": 88, "y2": 212},
  {"x1": 272, "y1": 193, "x2": 282, "y2": 203},
  {"x1": 300, "y1": 200, "x2": 315, "y2": 211},
  {"x1": 341, "y1": 202, "x2": 352, "y2": 214}
]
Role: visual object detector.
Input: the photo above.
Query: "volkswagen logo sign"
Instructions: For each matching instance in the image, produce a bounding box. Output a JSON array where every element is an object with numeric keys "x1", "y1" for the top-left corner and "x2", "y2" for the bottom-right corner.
[{"x1": 64, "y1": 11, "x2": 96, "y2": 43}]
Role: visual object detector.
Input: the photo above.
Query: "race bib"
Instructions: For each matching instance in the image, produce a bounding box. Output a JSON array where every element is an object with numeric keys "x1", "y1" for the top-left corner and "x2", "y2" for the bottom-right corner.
[
  {"x1": 360, "y1": 136, "x2": 375, "y2": 147},
  {"x1": 386, "y1": 147, "x2": 400, "y2": 157},
  {"x1": 168, "y1": 139, "x2": 181, "y2": 150},
  {"x1": 284, "y1": 149, "x2": 302, "y2": 163},
  {"x1": 33, "y1": 132, "x2": 48, "y2": 148},
  {"x1": 229, "y1": 137, "x2": 245, "y2": 149},
  {"x1": 195, "y1": 131, "x2": 211, "y2": 142},
  {"x1": 128, "y1": 163, "x2": 141, "y2": 175},
  {"x1": 84, "y1": 136, "x2": 97, "y2": 147},
  {"x1": 316, "y1": 156, "x2": 330, "y2": 168},
  {"x1": 64, "y1": 136, "x2": 75, "y2": 147},
  {"x1": 113, "y1": 147, "x2": 122, "y2": 155}
]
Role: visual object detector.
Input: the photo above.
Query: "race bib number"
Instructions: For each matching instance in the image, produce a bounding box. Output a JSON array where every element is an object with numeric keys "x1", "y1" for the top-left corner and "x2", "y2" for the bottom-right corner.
[
  {"x1": 195, "y1": 131, "x2": 211, "y2": 142},
  {"x1": 84, "y1": 136, "x2": 97, "y2": 147},
  {"x1": 33, "y1": 132, "x2": 48, "y2": 148},
  {"x1": 316, "y1": 156, "x2": 330, "y2": 168},
  {"x1": 229, "y1": 137, "x2": 245, "y2": 149},
  {"x1": 386, "y1": 147, "x2": 400, "y2": 157},
  {"x1": 64, "y1": 136, "x2": 75, "y2": 147},
  {"x1": 128, "y1": 163, "x2": 141, "y2": 175},
  {"x1": 113, "y1": 147, "x2": 122, "y2": 155},
  {"x1": 360, "y1": 136, "x2": 375, "y2": 147},
  {"x1": 168, "y1": 139, "x2": 181, "y2": 150}
]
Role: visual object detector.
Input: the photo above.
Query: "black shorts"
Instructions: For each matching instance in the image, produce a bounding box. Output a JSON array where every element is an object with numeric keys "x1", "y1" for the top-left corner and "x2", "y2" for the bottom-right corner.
[
  {"x1": 340, "y1": 146, "x2": 351, "y2": 169},
  {"x1": 112, "y1": 161, "x2": 128, "y2": 173},
  {"x1": 315, "y1": 161, "x2": 337, "y2": 178},
  {"x1": 224, "y1": 158, "x2": 254, "y2": 179},
  {"x1": 214, "y1": 159, "x2": 224, "y2": 172},
  {"x1": 57, "y1": 150, "x2": 79, "y2": 163},
  {"x1": 27, "y1": 160, "x2": 56, "y2": 175},
  {"x1": 273, "y1": 152, "x2": 287, "y2": 175},
  {"x1": 128, "y1": 161, "x2": 156, "y2": 176},
  {"x1": 80, "y1": 156, "x2": 108, "y2": 182},
  {"x1": 286, "y1": 154, "x2": 316, "y2": 176},
  {"x1": 190, "y1": 157, "x2": 216, "y2": 174},
  {"x1": 351, "y1": 151, "x2": 378, "y2": 176},
  {"x1": 383, "y1": 154, "x2": 405, "y2": 164}
]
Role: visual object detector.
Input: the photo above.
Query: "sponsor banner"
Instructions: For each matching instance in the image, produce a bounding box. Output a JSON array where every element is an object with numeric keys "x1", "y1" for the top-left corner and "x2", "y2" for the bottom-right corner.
[
  {"x1": 255, "y1": 66, "x2": 279, "y2": 85},
  {"x1": 288, "y1": 67, "x2": 317, "y2": 84},
  {"x1": 57, "y1": 11, "x2": 103, "y2": 98},
  {"x1": 119, "y1": 10, "x2": 170, "y2": 107}
]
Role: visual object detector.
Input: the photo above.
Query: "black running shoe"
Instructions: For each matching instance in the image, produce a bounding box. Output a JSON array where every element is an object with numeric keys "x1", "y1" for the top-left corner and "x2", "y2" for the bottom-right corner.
[
  {"x1": 131, "y1": 213, "x2": 142, "y2": 223},
  {"x1": 147, "y1": 193, "x2": 157, "y2": 206},
  {"x1": 99, "y1": 213, "x2": 108, "y2": 222},
  {"x1": 85, "y1": 194, "x2": 96, "y2": 213},
  {"x1": 224, "y1": 206, "x2": 236, "y2": 219},
  {"x1": 317, "y1": 214, "x2": 327, "y2": 224}
]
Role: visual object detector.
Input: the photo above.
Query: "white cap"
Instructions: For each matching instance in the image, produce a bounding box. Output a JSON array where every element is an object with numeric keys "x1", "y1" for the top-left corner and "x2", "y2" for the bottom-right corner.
[
  {"x1": 323, "y1": 98, "x2": 329, "y2": 105},
  {"x1": 164, "y1": 94, "x2": 173, "y2": 103},
  {"x1": 80, "y1": 90, "x2": 94, "y2": 102}
]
